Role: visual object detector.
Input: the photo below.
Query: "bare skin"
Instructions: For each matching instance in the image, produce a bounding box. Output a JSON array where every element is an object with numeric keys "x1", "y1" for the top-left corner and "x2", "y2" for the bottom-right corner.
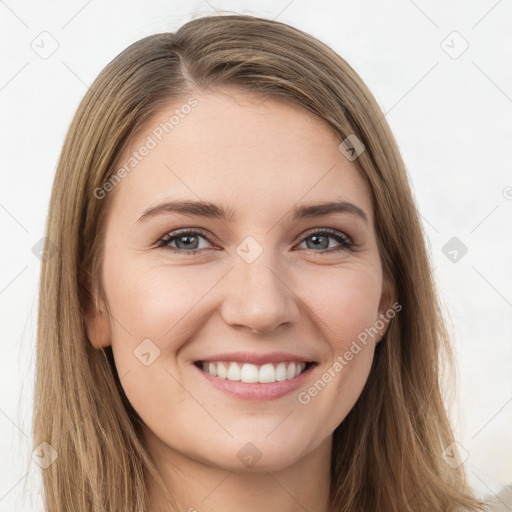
[{"x1": 84, "y1": 88, "x2": 394, "y2": 512}]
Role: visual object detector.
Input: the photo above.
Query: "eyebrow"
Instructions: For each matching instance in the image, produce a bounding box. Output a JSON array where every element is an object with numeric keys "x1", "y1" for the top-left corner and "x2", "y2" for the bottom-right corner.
[{"x1": 136, "y1": 199, "x2": 369, "y2": 224}]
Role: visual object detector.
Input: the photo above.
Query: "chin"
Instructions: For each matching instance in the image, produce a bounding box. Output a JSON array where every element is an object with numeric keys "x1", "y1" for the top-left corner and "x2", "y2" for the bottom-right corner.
[{"x1": 198, "y1": 435, "x2": 317, "y2": 473}]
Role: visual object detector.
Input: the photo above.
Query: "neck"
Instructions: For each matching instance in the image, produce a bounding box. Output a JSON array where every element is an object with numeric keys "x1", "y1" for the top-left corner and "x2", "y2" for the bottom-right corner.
[{"x1": 144, "y1": 428, "x2": 332, "y2": 512}]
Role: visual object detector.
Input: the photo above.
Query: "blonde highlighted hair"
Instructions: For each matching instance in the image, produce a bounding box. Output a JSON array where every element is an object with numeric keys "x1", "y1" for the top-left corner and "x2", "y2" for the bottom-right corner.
[{"x1": 33, "y1": 13, "x2": 486, "y2": 511}]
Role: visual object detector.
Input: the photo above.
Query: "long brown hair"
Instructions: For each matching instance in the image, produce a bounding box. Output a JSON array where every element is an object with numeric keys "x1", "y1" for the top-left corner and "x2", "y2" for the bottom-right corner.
[{"x1": 33, "y1": 13, "x2": 486, "y2": 511}]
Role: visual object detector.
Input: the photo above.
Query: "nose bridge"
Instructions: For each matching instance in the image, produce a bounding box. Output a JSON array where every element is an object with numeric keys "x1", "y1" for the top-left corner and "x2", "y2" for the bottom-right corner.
[{"x1": 220, "y1": 236, "x2": 299, "y2": 333}]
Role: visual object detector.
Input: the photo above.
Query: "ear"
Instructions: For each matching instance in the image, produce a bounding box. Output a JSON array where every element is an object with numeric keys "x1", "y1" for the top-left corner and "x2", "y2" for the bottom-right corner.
[
  {"x1": 376, "y1": 276, "x2": 396, "y2": 342},
  {"x1": 81, "y1": 268, "x2": 112, "y2": 349}
]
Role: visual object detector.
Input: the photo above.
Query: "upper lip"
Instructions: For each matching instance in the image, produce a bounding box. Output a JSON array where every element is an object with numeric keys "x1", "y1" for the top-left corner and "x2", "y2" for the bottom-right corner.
[{"x1": 195, "y1": 351, "x2": 315, "y2": 365}]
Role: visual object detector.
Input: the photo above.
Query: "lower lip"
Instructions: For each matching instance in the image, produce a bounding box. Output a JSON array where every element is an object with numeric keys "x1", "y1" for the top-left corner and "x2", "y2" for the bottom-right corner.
[{"x1": 193, "y1": 363, "x2": 317, "y2": 401}]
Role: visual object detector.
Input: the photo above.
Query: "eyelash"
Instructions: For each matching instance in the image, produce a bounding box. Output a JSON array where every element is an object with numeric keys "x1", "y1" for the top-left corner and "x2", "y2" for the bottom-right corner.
[{"x1": 154, "y1": 228, "x2": 357, "y2": 255}]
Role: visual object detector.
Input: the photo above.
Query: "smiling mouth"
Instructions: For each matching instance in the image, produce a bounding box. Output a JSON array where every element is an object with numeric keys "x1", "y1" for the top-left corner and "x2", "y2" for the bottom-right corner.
[{"x1": 194, "y1": 360, "x2": 317, "y2": 384}]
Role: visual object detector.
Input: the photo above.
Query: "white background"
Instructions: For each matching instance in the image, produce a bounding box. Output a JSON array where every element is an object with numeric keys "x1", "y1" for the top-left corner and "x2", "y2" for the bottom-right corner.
[{"x1": 1, "y1": 1, "x2": 511, "y2": 510}]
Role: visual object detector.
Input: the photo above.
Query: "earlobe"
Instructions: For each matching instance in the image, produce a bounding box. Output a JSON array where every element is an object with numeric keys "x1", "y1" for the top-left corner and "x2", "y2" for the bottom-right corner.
[
  {"x1": 376, "y1": 276, "x2": 396, "y2": 343},
  {"x1": 84, "y1": 302, "x2": 112, "y2": 349},
  {"x1": 81, "y1": 269, "x2": 112, "y2": 349},
  {"x1": 378, "y1": 275, "x2": 395, "y2": 316}
]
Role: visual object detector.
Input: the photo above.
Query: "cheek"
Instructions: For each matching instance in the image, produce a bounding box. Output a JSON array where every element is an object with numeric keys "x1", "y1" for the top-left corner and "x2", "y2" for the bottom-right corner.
[
  {"x1": 105, "y1": 256, "x2": 215, "y2": 346},
  {"x1": 304, "y1": 264, "x2": 383, "y2": 347},
  {"x1": 292, "y1": 265, "x2": 382, "y2": 427},
  {"x1": 102, "y1": 258, "x2": 229, "y2": 413},
  {"x1": 103, "y1": 262, "x2": 204, "y2": 429}
]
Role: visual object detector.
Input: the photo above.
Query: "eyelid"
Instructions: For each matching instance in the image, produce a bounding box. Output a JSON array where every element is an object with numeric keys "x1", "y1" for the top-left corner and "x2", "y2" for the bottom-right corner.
[
  {"x1": 299, "y1": 227, "x2": 351, "y2": 243},
  {"x1": 295, "y1": 228, "x2": 355, "y2": 253},
  {"x1": 154, "y1": 226, "x2": 357, "y2": 253},
  {"x1": 154, "y1": 227, "x2": 217, "y2": 249}
]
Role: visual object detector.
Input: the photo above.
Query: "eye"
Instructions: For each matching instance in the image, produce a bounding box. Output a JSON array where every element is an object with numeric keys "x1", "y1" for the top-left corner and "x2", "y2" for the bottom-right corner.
[
  {"x1": 154, "y1": 228, "x2": 356, "y2": 255},
  {"x1": 297, "y1": 229, "x2": 354, "y2": 253},
  {"x1": 155, "y1": 229, "x2": 215, "y2": 254}
]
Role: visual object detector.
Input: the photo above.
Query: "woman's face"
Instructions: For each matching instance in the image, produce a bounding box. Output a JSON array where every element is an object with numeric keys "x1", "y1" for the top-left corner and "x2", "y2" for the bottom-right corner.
[{"x1": 86, "y1": 89, "x2": 392, "y2": 473}]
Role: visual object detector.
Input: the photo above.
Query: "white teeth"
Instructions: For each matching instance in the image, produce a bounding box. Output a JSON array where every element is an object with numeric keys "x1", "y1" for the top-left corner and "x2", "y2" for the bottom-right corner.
[
  {"x1": 240, "y1": 363, "x2": 259, "y2": 383},
  {"x1": 226, "y1": 362, "x2": 241, "y2": 381},
  {"x1": 286, "y1": 362, "x2": 296, "y2": 379},
  {"x1": 216, "y1": 362, "x2": 228, "y2": 379},
  {"x1": 275, "y1": 362, "x2": 287, "y2": 381},
  {"x1": 258, "y1": 363, "x2": 275, "y2": 383},
  {"x1": 200, "y1": 361, "x2": 309, "y2": 383}
]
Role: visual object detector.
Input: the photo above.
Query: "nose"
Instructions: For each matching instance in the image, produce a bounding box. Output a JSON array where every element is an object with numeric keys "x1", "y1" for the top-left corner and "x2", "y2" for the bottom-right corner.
[{"x1": 220, "y1": 249, "x2": 300, "y2": 335}]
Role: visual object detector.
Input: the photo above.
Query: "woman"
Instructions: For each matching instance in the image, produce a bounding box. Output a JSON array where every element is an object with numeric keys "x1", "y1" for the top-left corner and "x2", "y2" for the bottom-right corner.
[{"x1": 33, "y1": 13, "x2": 487, "y2": 512}]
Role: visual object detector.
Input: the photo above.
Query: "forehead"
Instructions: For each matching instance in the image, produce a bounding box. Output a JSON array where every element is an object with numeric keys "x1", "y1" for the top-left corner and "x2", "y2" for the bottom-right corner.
[{"x1": 108, "y1": 89, "x2": 373, "y2": 226}]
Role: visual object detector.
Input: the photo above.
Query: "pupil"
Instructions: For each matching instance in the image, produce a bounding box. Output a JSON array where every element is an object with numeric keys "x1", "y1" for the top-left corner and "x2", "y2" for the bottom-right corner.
[
  {"x1": 308, "y1": 235, "x2": 328, "y2": 250},
  {"x1": 177, "y1": 235, "x2": 198, "y2": 250}
]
